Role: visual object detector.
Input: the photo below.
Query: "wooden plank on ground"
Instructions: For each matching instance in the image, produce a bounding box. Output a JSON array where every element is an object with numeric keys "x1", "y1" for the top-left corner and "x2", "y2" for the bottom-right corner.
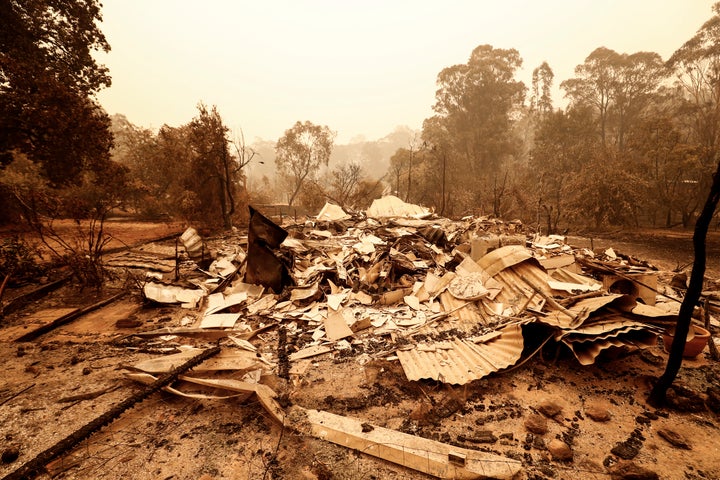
[
  {"x1": 296, "y1": 408, "x2": 522, "y2": 479},
  {"x1": 1, "y1": 276, "x2": 72, "y2": 316}
]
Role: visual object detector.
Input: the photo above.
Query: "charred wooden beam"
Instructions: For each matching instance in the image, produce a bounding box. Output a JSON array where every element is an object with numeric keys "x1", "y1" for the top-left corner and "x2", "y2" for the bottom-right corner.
[
  {"x1": 1, "y1": 275, "x2": 71, "y2": 318},
  {"x1": 14, "y1": 290, "x2": 127, "y2": 342}
]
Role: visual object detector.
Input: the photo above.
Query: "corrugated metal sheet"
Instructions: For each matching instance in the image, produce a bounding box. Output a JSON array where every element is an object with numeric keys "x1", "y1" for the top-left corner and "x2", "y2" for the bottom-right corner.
[
  {"x1": 550, "y1": 268, "x2": 601, "y2": 289},
  {"x1": 558, "y1": 318, "x2": 663, "y2": 340},
  {"x1": 410, "y1": 245, "x2": 668, "y2": 372},
  {"x1": 541, "y1": 294, "x2": 633, "y2": 329},
  {"x1": 631, "y1": 302, "x2": 679, "y2": 320},
  {"x1": 439, "y1": 291, "x2": 487, "y2": 328},
  {"x1": 563, "y1": 329, "x2": 659, "y2": 366},
  {"x1": 488, "y1": 268, "x2": 545, "y2": 313},
  {"x1": 397, "y1": 323, "x2": 524, "y2": 385},
  {"x1": 477, "y1": 245, "x2": 536, "y2": 277}
]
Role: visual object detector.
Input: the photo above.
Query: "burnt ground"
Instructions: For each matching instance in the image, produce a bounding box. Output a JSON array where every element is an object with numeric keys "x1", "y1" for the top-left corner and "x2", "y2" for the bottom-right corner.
[
  {"x1": 0, "y1": 222, "x2": 719, "y2": 480},
  {"x1": 568, "y1": 228, "x2": 720, "y2": 279}
]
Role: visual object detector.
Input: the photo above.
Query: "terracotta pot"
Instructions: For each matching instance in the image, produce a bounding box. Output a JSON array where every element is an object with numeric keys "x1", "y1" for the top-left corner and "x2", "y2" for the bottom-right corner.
[{"x1": 662, "y1": 325, "x2": 711, "y2": 358}]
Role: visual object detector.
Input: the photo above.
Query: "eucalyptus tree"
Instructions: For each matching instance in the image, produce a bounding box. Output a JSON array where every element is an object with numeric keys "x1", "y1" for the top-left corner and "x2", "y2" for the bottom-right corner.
[
  {"x1": 527, "y1": 107, "x2": 595, "y2": 232},
  {"x1": 432, "y1": 44, "x2": 526, "y2": 216},
  {"x1": 187, "y1": 103, "x2": 237, "y2": 229},
  {"x1": 530, "y1": 61, "x2": 554, "y2": 117},
  {"x1": 625, "y1": 109, "x2": 700, "y2": 228},
  {"x1": 275, "y1": 121, "x2": 335, "y2": 206},
  {"x1": 561, "y1": 47, "x2": 665, "y2": 151}
]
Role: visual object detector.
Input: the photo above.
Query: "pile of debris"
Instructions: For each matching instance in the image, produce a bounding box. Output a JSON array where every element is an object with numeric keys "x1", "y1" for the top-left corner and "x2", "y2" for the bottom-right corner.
[
  {"x1": 106, "y1": 195, "x2": 708, "y2": 478},
  {"x1": 138, "y1": 196, "x2": 685, "y2": 381}
]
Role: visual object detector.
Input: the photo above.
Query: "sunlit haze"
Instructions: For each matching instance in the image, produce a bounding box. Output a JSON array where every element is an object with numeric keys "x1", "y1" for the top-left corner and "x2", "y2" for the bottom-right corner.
[{"x1": 96, "y1": 1, "x2": 715, "y2": 144}]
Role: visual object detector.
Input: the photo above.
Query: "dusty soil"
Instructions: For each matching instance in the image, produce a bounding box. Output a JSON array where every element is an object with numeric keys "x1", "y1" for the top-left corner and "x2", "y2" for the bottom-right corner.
[
  {"x1": 1, "y1": 222, "x2": 719, "y2": 480},
  {"x1": 0, "y1": 217, "x2": 184, "y2": 259},
  {"x1": 568, "y1": 228, "x2": 720, "y2": 280}
]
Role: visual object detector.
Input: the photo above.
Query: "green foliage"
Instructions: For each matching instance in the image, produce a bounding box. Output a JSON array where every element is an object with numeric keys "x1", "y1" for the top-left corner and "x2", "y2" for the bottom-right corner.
[
  {"x1": 351, "y1": 179, "x2": 385, "y2": 210},
  {"x1": 561, "y1": 47, "x2": 665, "y2": 150},
  {"x1": 110, "y1": 114, "x2": 178, "y2": 218},
  {"x1": 110, "y1": 105, "x2": 246, "y2": 229},
  {"x1": 523, "y1": 107, "x2": 597, "y2": 232},
  {"x1": 667, "y1": 2, "x2": 720, "y2": 175},
  {"x1": 530, "y1": 62, "x2": 554, "y2": 117},
  {"x1": 564, "y1": 153, "x2": 649, "y2": 229},
  {"x1": 625, "y1": 113, "x2": 702, "y2": 227},
  {"x1": 307, "y1": 161, "x2": 385, "y2": 212},
  {"x1": 297, "y1": 181, "x2": 327, "y2": 214},
  {"x1": 247, "y1": 175, "x2": 275, "y2": 206}
]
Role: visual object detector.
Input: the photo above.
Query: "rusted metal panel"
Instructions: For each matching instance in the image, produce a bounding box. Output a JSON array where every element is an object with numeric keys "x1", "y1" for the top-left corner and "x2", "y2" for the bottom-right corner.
[{"x1": 245, "y1": 205, "x2": 293, "y2": 293}]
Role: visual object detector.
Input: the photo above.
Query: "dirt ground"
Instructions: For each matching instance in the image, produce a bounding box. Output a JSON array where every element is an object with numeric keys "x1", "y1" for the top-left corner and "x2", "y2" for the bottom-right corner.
[{"x1": 1, "y1": 220, "x2": 719, "y2": 480}]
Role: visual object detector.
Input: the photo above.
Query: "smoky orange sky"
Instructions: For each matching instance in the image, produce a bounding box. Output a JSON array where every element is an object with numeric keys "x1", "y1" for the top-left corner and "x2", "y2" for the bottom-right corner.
[{"x1": 96, "y1": 0, "x2": 716, "y2": 144}]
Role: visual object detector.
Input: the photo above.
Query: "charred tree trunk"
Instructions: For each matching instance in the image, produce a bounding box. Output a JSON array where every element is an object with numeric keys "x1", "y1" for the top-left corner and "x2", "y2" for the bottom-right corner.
[
  {"x1": 223, "y1": 148, "x2": 235, "y2": 227},
  {"x1": 217, "y1": 175, "x2": 230, "y2": 230},
  {"x1": 648, "y1": 161, "x2": 720, "y2": 407}
]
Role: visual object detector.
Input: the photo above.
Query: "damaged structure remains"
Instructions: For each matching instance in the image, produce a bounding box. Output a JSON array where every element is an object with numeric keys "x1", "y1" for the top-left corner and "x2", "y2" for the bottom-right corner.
[{"x1": 2, "y1": 195, "x2": 720, "y2": 480}]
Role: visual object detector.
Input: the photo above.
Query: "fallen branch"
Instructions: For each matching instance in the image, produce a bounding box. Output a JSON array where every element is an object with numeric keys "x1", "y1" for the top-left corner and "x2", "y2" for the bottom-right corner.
[
  {"x1": 0, "y1": 383, "x2": 35, "y2": 407},
  {"x1": 57, "y1": 385, "x2": 121, "y2": 404},
  {"x1": 520, "y1": 276, "x2": 579, "y2": 324}
]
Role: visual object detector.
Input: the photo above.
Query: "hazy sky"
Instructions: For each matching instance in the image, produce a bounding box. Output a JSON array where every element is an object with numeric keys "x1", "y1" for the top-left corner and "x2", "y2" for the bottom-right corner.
[{"x1": 96, "y1": 1, "x2": 716, "y2": 144}]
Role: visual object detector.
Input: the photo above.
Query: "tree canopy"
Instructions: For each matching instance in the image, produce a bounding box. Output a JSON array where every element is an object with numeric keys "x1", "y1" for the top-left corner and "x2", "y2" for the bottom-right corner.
[
  {"x1": 561, "y1": 47, "x2": 665, "y2": 150},
  {"x1": 0, "y1": 0, "x2": 113, "y2": 186},
  {"x1": 649, "y1": 1, "x2": 720, "y2": 405},
  {"x1": 426, "y1": 44, "x2": 525, "y2": 217},
  {"x1": 109, "y1": 105, "x2": 247, "y2": 229},
  {"x1": 275, "y1": 121, "x2": 335, "y2": 206}
]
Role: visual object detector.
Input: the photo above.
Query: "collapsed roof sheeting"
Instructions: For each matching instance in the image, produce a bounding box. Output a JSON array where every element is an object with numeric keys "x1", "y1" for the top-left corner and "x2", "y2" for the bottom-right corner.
[
  {"x1": 563, "y1": 328, "x2": 661, "y2": 366},
  {"x1": 465, "y1": 247, "x2": 550, "y2": 316},
  {"x1": 550, "y1": 267, "x2": 602, "y2": 291},
  {"x1": 366, "y1": 195, "x2": 432, "y2": 218},
  {"x1": 245, "y1": 205, "x2": 293, "y2": 293},
  {"x1": 131, "y1": 205, "x2": 678, "y2": 391},
  {"x1": 317, "y1": 202, "x2": 351, "y2": 222},
  {"x1": 541, "y1": 293, "x2": 634, "y2": 329},
  {"x1": 397, "y1": 323, "x2": 525, "y2": 384},
  {"x1": 476, "y1": 244, "x2": 536, "y2": 277}
]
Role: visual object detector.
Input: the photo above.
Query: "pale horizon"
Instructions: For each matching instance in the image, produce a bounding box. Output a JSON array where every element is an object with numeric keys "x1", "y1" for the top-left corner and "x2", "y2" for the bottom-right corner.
[{"x1": 96, "y1": 1, "x2": 716, "y2": 144}]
